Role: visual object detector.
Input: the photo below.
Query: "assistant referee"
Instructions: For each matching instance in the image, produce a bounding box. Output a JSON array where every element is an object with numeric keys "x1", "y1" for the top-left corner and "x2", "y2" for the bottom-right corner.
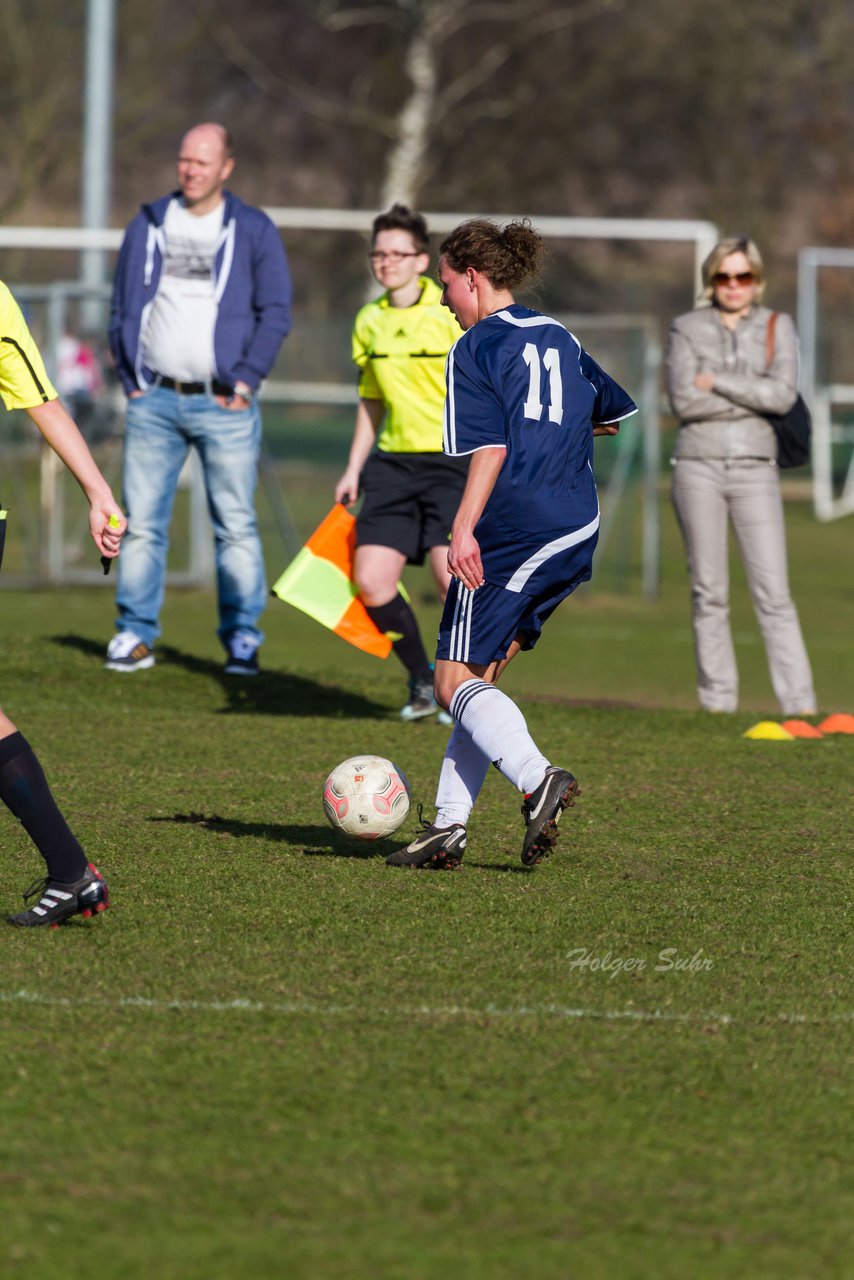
[
  {"x1": 335, "y1": 205, "x2": 466, "y2": 722},
  {"x1": 0, "y1": 281, "x2": 124, "y2": 926}
]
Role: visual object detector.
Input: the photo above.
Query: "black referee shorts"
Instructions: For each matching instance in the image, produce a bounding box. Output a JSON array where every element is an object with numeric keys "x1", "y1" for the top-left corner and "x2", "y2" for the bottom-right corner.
[{"x1": 356, "y1": 451, "x2": 469, "y2": 566}]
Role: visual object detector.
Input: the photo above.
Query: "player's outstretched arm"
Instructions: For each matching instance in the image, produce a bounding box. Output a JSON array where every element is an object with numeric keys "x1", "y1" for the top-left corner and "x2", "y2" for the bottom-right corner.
[
  {"x1": 26, "y1": 398, "x2": 126, "y2": 558},
  {"x1": 593, "y1": 423, "x2": 621, "y2": 436}
]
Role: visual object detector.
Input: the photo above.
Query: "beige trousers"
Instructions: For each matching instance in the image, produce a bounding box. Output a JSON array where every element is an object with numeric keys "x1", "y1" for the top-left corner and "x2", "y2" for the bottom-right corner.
[{"x1": 671, "y1": 458, "x2": 816, "y2": 714}]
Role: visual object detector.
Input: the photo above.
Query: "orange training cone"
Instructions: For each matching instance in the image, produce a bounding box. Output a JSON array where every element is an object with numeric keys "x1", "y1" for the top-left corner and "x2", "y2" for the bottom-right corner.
[
  {"x1": 817, "y1": 713, "x2": 854, "y2": 735},
  {"x1": 781, "y1": 719, "x2": 824, "y2": 739}
]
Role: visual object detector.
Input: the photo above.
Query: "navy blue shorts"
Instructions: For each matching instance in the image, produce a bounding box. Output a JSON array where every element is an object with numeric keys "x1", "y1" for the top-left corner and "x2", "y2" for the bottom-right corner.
[
  {"x1": 436, "y1": 513, "x2": 597, "y2": 666},
  {"x1": 437, "y1": 575, "x2": 581, "y2": 666}
]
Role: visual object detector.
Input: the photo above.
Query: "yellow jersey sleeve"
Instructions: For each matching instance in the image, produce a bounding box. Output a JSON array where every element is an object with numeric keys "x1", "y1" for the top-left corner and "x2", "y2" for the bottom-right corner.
[{"x1": 0, "y1": 281, "x2": 57, "y2": 410}]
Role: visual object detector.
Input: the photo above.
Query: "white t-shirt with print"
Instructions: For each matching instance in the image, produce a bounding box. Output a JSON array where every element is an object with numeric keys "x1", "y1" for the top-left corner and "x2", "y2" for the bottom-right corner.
[{"x1": 142, "y1": 200, "x2": 224, "y2": 382}]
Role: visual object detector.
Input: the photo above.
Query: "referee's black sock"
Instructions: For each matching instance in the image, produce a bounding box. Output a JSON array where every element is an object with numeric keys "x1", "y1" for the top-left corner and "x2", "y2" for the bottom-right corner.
[
  {"x1": 365, "y1": 594, "x2": 432, "y2": 684},
  {"x1": 0, "y1": 732, "x2": 89, "y2": 883}
]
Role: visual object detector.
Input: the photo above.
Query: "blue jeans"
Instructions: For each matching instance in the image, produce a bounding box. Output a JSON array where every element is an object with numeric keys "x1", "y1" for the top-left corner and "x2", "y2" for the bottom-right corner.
[{"x1": 115, "y1": 385, "x2": 267, "y2": 648}]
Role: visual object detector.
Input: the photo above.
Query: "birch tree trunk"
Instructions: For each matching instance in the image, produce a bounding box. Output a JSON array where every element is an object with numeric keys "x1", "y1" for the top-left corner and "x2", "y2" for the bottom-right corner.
[{"x1": 377, "y1": 17, "x2": 439, "y2": 209}]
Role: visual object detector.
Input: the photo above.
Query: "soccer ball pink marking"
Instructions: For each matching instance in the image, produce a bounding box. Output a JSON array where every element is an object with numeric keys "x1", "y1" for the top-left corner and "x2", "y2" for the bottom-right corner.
[
  {"x1": 372, "y1": 774, "x2": 408, "y2": 816},
  {"x1": 323, "y1": 790, "x2": 350, "y2": 821},
  {"x1": 322, "y1": 755, "x2": 411, "y2": 841}
]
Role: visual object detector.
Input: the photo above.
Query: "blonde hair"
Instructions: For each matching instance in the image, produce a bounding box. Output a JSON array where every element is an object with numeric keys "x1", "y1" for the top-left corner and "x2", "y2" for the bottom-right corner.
[{"x1": 701, "y1": 236, "x2": 766, "y2": 303}]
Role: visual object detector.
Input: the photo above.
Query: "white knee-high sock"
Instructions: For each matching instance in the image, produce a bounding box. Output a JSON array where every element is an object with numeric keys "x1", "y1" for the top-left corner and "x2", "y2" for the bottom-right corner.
[
  {"x1": 448, "y1": 679, "x2": 549, "y2": 795},
  {"x1": 434, "y1": 722, "x2": 490, "y2": 827}
]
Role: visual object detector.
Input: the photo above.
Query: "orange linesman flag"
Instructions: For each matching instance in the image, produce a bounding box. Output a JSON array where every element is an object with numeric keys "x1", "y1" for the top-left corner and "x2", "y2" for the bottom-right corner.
[{"x1": 271, "y1": 504, "x2": 392, "y2": 658}]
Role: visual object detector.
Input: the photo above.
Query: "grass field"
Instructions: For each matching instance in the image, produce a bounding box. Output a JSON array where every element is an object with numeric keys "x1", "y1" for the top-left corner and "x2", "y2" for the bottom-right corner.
[{"x1": 0, "y1": 484, "x2": 852, "y2": 1279}]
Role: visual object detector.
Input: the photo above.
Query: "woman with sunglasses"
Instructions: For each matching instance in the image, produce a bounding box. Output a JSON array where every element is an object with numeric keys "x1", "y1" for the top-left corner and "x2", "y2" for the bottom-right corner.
[
  {"x1": 666, "y1": 235, "x2": 816, "y2": 715},
  {"x1": 335, "y1": 204, "x2": 465, "y2": 722}
]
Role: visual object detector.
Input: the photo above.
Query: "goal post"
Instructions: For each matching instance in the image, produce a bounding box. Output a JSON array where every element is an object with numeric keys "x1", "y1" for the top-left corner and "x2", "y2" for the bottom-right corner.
[{"x1": 797, "y1": 246, "x2": 854, "y2": 522}]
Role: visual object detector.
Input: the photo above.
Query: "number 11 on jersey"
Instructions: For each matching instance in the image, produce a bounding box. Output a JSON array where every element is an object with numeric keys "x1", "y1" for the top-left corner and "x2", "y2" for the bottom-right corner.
[{"x1": 522, "y1": 343, "x2": 564, "y2": 425}]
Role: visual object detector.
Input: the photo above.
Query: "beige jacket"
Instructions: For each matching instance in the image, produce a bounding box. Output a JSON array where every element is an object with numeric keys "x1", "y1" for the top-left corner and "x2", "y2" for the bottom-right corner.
[{"x1": 666, "y1": 303, "x2": 800, "y2": 459}]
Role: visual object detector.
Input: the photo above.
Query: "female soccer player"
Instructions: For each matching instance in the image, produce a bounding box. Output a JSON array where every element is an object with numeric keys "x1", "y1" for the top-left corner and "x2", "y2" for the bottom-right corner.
[
  {"x1": 387, "y1": 219, "x2": 636, "y2": 869},
  {"x1": 1, "y1": 280, "x2": 125, "y2": 925},
  {"x1": 335, "y1": 205, "x2": 464, "y2": 721}
]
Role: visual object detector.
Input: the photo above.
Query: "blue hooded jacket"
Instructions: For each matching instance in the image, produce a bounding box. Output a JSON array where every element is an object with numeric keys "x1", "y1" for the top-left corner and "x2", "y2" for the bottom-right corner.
[{"x1": 109, "y1": 190, "x2": 292, "y2": 394}]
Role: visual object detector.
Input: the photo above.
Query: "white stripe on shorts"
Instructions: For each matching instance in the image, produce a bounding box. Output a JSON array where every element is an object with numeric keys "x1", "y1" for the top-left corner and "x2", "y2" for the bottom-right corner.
[
  {"x1": 504, "y1": 512, "x2": 600, "y2": 594},
  {"x1": 449, "y1": 580, "x2": 473, "y2": 662}
]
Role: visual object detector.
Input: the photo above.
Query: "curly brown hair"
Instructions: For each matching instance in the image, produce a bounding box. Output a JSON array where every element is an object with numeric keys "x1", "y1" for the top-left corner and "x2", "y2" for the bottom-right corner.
[{"x1": 439, "y1": 218, "x2": 544, "y2": 290}]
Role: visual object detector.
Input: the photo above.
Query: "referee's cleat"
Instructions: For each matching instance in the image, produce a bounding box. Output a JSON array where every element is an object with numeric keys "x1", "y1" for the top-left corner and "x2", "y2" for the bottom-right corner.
[
  {"x1": 400, "y1": 677, "x2": 439, "y2": 721},
  {"x1": 386, "y1": 810, "x2": 467, "y2": 870},
  {"x1": 520, "y1": 766, "x2": 580, "y2": 866},
  {"x1": 105, "y1": 630, "x2": 155, "y2": 672},
  {"x1": 7, "y1": 862, "x2": 110, "y2": 929}
]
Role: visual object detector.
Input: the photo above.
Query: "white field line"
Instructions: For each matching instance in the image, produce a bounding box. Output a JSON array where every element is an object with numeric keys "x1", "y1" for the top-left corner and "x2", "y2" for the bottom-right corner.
[{"x1": 1, "y1": 989, "x2": 851, "y2": 1026}]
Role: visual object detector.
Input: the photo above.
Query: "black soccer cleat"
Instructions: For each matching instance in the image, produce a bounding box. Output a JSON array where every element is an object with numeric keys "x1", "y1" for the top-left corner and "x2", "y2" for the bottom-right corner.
[
  {"x1": 520, "y1": 767, "x2": 579, "y2": 866},
  {"x1": 386, "y1": 807, "x2": 467, "y2": 870},
  {"x1": 7, "y1": 862, "x2": 110, "y2": 928}
]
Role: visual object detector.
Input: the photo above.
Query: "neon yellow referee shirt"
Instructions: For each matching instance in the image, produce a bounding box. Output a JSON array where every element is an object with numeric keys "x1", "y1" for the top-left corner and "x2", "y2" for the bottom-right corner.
[
  {"x1": 0, "y1": 281, "x2": 56, "y2": 410},
  {"x1": 352, "y1": 276, "x2": 462, "y2": 453}
]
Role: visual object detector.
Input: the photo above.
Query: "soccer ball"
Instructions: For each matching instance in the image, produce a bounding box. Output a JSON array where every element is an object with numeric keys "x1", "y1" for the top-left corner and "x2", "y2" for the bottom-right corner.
[{"x1": 322, "y1": 755, "x2": 411, "y2": 840}]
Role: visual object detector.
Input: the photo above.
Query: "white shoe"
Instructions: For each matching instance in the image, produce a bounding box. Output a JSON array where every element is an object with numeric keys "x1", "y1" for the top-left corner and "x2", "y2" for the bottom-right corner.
[{"x1": 105, "y1": 630, "x2": 155, "y2": 672}]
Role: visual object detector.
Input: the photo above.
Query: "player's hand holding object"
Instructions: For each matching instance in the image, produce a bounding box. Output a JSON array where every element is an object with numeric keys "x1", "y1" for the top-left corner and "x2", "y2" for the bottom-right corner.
[{"x1": 99, "y1": 511, "x2": 126, "y2": 575}]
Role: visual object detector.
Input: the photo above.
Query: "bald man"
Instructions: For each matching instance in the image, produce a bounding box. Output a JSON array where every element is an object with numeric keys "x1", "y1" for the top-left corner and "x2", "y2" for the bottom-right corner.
[{"x1": 107, "y1": 122, "x2": 292, "y2": 676}]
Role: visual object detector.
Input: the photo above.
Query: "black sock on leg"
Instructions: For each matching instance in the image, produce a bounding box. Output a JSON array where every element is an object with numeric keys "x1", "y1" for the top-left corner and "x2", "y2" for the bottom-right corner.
[
  {"x1": 366, "y1": 595, "x2": 432, "y2": 683},
  {"x1": 0, "y1": 732, "x2": 89, "y2": 883}
]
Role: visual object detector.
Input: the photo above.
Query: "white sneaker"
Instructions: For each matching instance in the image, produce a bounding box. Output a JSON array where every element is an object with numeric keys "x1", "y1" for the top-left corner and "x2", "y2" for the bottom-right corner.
[{"x1": 105, "y1": 630, "x2": 155, "y2": 672}]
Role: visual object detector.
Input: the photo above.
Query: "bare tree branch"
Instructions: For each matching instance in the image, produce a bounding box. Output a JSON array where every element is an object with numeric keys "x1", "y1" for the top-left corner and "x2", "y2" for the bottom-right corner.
[
  {"x1": 194, "y1": 0, "x2": 400, "y2": 137},
  {"x1": 321, "y1": 3, "x2": 409, "y2": 31}
]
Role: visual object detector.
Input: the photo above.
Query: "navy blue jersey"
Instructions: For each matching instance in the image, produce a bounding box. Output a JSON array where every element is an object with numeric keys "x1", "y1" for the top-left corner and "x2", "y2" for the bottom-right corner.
[{"x1": 443, "y1": 305, "x2": 636, "y2": 590}]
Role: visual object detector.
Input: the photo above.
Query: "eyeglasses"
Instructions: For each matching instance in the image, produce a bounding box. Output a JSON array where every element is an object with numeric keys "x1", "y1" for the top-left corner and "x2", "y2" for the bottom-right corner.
[
  {"x1": 712, "y1": 271, "x2": 755, "y2": 287},
  {"x1": 368, "y1": 251, "x2": 421, "y2": 263}
]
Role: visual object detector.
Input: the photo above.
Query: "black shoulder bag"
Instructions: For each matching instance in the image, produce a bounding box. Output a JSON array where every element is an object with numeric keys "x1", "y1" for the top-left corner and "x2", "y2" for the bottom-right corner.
[{"x1": 764, "y1": 313, "x2": 812, "y2": 469}]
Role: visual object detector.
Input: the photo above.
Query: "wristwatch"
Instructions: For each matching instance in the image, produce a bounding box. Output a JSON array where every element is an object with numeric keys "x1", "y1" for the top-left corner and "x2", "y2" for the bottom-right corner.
[{"x1": 232, "y1": 383, "x2": 254, "y2": 404}]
